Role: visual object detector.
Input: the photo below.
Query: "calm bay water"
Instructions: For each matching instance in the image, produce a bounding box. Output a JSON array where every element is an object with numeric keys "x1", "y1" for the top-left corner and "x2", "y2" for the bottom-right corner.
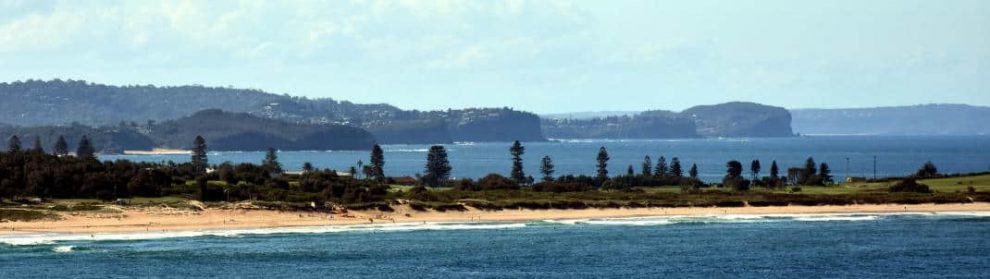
[
  {"x1": 101, "y1": 136, "x2": 990, "y2": 182},
  {"x1": 1, "y1": 213, "x2": 989, "y2": 278}
]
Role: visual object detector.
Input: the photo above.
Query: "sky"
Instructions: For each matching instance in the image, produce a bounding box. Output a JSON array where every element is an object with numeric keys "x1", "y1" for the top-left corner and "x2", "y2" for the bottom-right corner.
[{"x1": 0, "y1": 0, "x2": 987, "y2": 113}]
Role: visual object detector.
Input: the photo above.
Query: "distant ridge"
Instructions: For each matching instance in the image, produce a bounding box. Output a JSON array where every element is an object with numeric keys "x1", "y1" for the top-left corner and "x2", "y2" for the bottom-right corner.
[
  {"x1": 542, "y1": 102, "x2": 794, "y2": 138},
  {"x1": 0, "y1": 79, "x2": 544, "y2": 144},
  {"x1": 791, "y1": 104, "x2": 990, "y2": 136}
]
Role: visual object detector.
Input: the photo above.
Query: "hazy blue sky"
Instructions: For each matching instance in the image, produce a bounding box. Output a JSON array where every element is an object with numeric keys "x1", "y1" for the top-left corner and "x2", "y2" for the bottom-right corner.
[{"x1": 1, "y1": 0, "x2": 987, "y2": 113}]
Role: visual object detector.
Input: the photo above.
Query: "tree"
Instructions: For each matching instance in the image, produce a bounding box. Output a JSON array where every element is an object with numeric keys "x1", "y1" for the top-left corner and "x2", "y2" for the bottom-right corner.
[
  {"x1": 750, "y1": 160, "x2": 761, "y2": 181},
  {"x1": 689, "y1": 164, "x2": 699, "y2": 179},
  {"x1": 424, "y1": 145, "x2": 452, "y2": 187},
  {"x1": 509, "y1": 140, "x2": 526, "y2": 184},
  {"x1": 370, "y1": 144, "x2": 386, "y2": 182},
  {"x1": 54, "y1": 135, "x2": 69, "y2": 156},
  {"x1": 596, "y1": 147, "x2": 609, "y2": 181},
  {"x1": 7, "y1": 135, "x2": 21, "y2": 153},
  {"x1": 627, "y1": 165, "x2": 635, "y2": 176},
  {"x1": 819, "y1": 163, "x2": 833, "y2": 184},
  {"x1": 670, "y1": 157, "x2": 683, "y2": 177},
  {"x1": 302, "y1": 162, "x2": 314, "y2": 173},
  {"x1": 191, "y1": 135, "x2": 208, "y2": 174},
  {"x1": 770, "y1": 160, "x2": 779, "y2": 179},
  {"x1": 76, "y1": 136, "x2": 96, "y2": 159},
  {"x1": 916, "y1": 161, "x2": 938, "y2": 178},
  {"x1": 263, "y1": 148, "x2": 283, "y2": 174},
  {"x1": 801, "y1": 157, "x2": 817, "y2": 184},
  {"x1": 654, "y1": 156, "x2": 668, "y2": 177},
  {"x1": 726, "y1": 160, "x2": 744, "y2": 178},
  {"x1": 540, "y1": 156, "x2": 555, "y2": 182},
  {"x1": 724, "y1": 160, "x2": 748, "y2": 191},
  {"x1": 31, "y1": 136, "x2": 44, "y2": 153},
  {"x1": 641, "y1": 155, "x2": 653, "y2": 176}
]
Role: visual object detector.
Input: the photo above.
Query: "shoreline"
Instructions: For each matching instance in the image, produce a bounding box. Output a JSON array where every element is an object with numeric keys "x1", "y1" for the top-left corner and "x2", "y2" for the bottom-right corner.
[{"x1": 2, "y1": 203, "x2": 988, "y2": 236}]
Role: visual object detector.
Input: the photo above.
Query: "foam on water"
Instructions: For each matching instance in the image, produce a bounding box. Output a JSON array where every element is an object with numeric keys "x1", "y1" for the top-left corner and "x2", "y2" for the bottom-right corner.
[
  {"x1": 2, "y1": 212, "x2": 986, "y2": 246},
  {"x1": 0, "y1": 222, "x2": 527, "y2": 246},
  {"x1": 52, "y1": 245, "x2": 74, "y2": 253}
]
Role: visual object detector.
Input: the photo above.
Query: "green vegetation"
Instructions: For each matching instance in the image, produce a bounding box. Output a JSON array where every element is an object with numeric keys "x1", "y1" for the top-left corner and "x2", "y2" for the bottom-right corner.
[
  {"x1": 1, "y1": 137, "x2": 988, "y2": 216},
  {"x1": 0, "y1": 209, "x2": 57, "y2": 222}
]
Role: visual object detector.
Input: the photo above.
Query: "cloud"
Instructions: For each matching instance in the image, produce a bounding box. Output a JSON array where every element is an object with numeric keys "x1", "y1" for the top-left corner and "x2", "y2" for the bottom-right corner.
[{"x1": 0, "y1": 0, "x2": 592, "y2": 71}]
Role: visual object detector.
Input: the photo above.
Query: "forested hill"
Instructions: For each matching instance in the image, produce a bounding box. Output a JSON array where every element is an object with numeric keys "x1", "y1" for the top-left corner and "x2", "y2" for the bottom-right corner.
[
  {"x1": 0, "y1": 80, "x2": 545, "y2": 144},
  {"x1": 0, "y1": 110, "x2": 377, "y2": 153},
  {"x1": 791, "y1": 104, "x2": 990, "y2": 135},
  {"x1": 542, "y1": 102, "x2": 794, "y2": 139}
]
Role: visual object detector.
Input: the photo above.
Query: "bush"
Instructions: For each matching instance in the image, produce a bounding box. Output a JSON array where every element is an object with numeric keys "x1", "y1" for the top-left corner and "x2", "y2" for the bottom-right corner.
[
  {"x1": 723, "y1": 176, "x2": 750, "y2": 191},
  {"x1": 790, "y1": 187, "x2": 802, "y2": 193},
  {"x1": 889, "y1": 178, "x2": 932, "y2": 193},
  {"x1": 533, "y1": 181, "x2": 594, "y2": 193},
  {"x1": 477, "y1": 174, "x2": 519, "y2": 191}
]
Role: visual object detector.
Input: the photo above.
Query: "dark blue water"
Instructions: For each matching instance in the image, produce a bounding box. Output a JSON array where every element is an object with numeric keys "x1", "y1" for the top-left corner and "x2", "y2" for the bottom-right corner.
[
  {"x1": 102, "y1": 136, "x2": 990, "y2": 182},
  {"x1": 1, "y1": 213, "x2": 988, "y2": 278}
]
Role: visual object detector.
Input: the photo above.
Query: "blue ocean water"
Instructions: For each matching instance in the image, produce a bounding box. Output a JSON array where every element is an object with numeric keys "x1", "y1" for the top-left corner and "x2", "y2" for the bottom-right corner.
[
  {"x1": 1, "y1": 213, "x2": 988, "y2": 278},
  {"x1": 102, "y1": 136, "x2": 990, "y2": 182}
]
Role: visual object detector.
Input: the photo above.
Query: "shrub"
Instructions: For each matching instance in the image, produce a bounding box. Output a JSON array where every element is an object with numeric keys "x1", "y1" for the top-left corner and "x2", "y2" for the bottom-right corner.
[
  {"x1": 532, "y1": 181, "x2": 593, "y2": 193},
  {"x1": 477, "y1": 174, "x2": 519, "y2": 191},
  {"x1": 790, "y1": 187, "x2": 802, "y2": 193},
  {"x1": 889, "y1": 178, "x2": 932, "y2": 193}
]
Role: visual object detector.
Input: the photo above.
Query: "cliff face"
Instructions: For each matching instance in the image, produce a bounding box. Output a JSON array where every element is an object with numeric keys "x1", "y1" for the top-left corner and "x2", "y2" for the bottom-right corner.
[
  {"x1": 682, "y1": 102, "x2": 794, "y2": 137},
  {"x1": 447, "y1": 109, "x2": 545, "y2": 142}
]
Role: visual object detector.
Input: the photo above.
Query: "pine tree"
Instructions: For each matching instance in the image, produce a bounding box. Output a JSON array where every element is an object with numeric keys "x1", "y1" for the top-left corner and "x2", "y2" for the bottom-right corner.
[
  {"x1": 770, "y1": 160, "x2": 779, "y2": 179},
  {"x1": 54, "y1": 135, "x2": 69, "y2": 156},
  {"x1": 191, "y1": 136, "x2": 208, "y2": 174},
  {"x1": 627, "y1": 165, "x2": 635, "y2": 176},
  {"x1": 642, "y1": 155, "x2": 652, "y2": 176},
  {"x1": 7, "y1": 135, "x2": 21, "y2": 153},
  {"x1": 596, "y1": 147, "x2": 609, "y2": 181},
  {"x1": 424, "y1": 145, "x2": 452, "y2": 187},
  {"x1": 689, "y1": 164, "x2": 699, "y2": 179},
  {"x1": 263, "y1": 148, "x2": 283, "y2": 174},
  {"x1": 819, "y1": 163, "x2": 832, "y2": 184},
  {"x1": 750, "y1": 160, "x2": 761, "y2": 181},
  {"x1": 370, "y1": 144, "x2": 386, "y2": 182},
  {"x1": 654, "y1": 156, "x2": 668, "y2": 177},
  {"x1": 540, "y1": 156, "x2": 555, "y2": 182},
  {"x1": 76, "y1": 136, "x2": 96, "y2": 159},
  {"x1": 31, "y1": 136, "x2": 44, "y2": 153},
  {"x1": 670, "y1": 157, "x2": 683, "y2": 177},
  {"x1": 509, "y1": 140, "x2": 526, "y2": 184},
  {"x1": 801, "y1": 157, "x2": 817, "y2": 184}
]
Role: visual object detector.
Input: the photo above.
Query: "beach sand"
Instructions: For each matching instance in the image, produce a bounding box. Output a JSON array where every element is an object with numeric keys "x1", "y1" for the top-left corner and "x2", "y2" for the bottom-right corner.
[{"x1": 2, "y1": 203, "x2": 988, "y2": 235}]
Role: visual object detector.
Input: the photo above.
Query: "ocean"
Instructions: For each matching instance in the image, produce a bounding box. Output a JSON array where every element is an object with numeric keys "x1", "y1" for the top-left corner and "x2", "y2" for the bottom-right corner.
[
  {"x1": 1, "y1": 212, "x2": 988, "y2": 278},
  {"x1": 101, "y1": 136, "x2": 990, "y2": 182}
]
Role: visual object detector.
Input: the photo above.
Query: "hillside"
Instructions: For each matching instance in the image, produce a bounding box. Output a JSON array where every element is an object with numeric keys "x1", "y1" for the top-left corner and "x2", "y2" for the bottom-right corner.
[
  {"x1": 149, "y1": 110, "x2": 376, "y2": 151},
  {"x1": 0, "y1": 80, "x2": 545, "y2": 144},
  {"x1": 682, "y1": 102, "x2": 794, "y2": 137},
  {"x1": 791, "y1": 104, "x2": 990, "y2": 135},
  {"x1": 543, "y1": 102, "x2": 793, "y2": 139},
  {"x1": 0, "y1": 110, "x2": 376, "y2": 153},
  {"x1": 542, "y1": 111, "x2": 699, "y2": 139}
]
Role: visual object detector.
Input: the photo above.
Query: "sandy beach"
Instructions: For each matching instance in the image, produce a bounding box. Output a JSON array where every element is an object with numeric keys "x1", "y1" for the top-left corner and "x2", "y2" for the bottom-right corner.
[{"x1": 2, "y1": 203, "x2": 988, "y2": 235}]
